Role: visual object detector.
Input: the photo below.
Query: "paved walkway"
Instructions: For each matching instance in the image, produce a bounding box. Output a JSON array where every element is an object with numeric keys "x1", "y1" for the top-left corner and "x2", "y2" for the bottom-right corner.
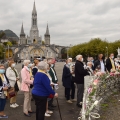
[{"x1": 5, "y1": 62, "x2": 80, "y2": 120}]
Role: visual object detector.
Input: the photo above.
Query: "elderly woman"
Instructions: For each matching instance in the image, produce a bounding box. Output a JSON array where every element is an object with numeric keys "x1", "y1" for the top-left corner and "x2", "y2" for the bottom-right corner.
[
  {"x1": 6, "y1": 60, "x2": 19, "y2": 108},
  {"x1": 32, "y1": 61, "x2": 58, "y2": 120},
  {"x1": 21, "y1": 60, "x2": 34, "y2": 117},
  {"x1": 0, "y1": 64, "x2": 10, "y2": 118}
]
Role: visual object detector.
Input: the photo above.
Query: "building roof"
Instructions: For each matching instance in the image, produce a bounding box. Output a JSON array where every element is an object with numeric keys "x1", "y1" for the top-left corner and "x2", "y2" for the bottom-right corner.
[
  {"x1": 20, "y1": 23, "x2": 25, "y2": 36},
  {"x1": 45, "y1": 24, "x2": 50, "y2": 36},
  {"x1": 32, "y1": 1, "x2": 37, "y2": 15}
]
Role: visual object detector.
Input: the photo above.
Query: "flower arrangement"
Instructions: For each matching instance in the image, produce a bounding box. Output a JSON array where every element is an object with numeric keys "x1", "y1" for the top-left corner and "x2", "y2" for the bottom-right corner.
[{"x1": 79, "y1": 71, "x2": 120, "y2": 120}]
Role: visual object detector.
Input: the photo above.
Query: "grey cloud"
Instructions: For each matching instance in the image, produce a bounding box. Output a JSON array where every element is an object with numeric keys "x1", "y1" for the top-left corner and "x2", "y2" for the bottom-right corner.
[{"x1": 0, "y1": 0, "x2": 120, "y2": 46}]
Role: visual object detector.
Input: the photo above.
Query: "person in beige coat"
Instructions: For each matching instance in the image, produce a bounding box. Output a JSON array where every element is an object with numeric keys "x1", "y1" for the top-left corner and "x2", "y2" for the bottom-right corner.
[{"x1": 6, "y1": 60, "x2": 19, "y2": 108}]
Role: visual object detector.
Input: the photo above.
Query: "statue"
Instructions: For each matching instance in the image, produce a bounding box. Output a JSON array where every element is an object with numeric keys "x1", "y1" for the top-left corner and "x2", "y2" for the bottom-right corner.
[{"x1": 117, "y1": 47, "x2": 120, "y2": 56}]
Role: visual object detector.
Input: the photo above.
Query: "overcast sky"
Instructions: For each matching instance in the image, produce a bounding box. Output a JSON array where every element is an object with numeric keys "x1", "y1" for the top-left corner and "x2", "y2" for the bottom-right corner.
[{"x1": 0, "y1": 0, "x2": 120, "y2": 46}]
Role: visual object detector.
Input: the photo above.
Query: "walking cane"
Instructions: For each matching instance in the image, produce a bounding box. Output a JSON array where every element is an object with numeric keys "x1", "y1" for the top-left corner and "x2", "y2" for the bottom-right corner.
[{"x1": 56, "y1": 98, "x2": 62, "y2": 120}]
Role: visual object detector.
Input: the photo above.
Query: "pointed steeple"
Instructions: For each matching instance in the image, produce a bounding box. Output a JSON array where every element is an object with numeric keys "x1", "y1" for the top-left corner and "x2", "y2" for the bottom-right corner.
[
  {"x1": 32, "y1": 1, "x2": 37, "y2": 15},
  {"x1": 20, "y1": 23, "x2": 25, "y2": 36},
  {"x1": 45, "y1": 24, "x2": 50, "y2": 35}
]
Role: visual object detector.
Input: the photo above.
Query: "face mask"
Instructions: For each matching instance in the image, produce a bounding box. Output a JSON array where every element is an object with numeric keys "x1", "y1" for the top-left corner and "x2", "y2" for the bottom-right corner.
[
  {"x1": 0, "y1": 69, "x2": 5, "y2": 74},
  {"x1": 51, "y1": 64, "x2": 54, "y2": 68},
  {"x1": 68, "y1": 63, "x2": 71, "y2": 66},
  {"x1": 47, "y1": 70, "x2": 49, "y2": 72},
  {"x1": 111, "y1": 56, "x2": 114, "y2": 59},
  {"x1": 28, "y1": 64, "x2": 33, "y2": 68},
  {"x1": 81, "y1": 58, "x2": 83, "y2": 62},
  {"x1": 11, "y1": 63, "x2": 15, "y2": 68}
]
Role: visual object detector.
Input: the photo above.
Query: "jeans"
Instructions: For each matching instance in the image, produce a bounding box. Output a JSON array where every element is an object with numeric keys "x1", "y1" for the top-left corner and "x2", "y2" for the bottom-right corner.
[
  {"x1": 77, "y1": 84, "x2": 84, "y2": 104},
  {"x1": 33, "y1": 94, "x2": 47, "y2": 120},
  {"x1": 0, "y1": 98, "x2": 6, "y2": 111}
]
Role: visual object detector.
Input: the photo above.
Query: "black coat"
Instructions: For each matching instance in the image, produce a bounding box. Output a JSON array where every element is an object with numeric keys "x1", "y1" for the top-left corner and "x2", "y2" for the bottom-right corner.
[
  {"x1": 106, "y1": 58, "x2": 115, "y2": 72},
  {"x1": 62, "y1": 64, "x2": 72, "y2": 88},
  {"x1": 75, "y1": 60, "x2": 89, "y2": 84},
  {"x1": 93, "y1": 59, "x2": 106, "y2": 71}
]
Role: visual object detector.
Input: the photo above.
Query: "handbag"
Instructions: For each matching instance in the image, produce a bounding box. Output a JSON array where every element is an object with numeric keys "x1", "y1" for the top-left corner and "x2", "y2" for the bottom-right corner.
[
  {"x1": 48, "y1": 94, "x2": 54, "y2": 98},
  {"x1": 17, "y1": 80, "x2": 21, "y2": 90},
  {"x1": 7, "y1": 87, "x2": 16, "y2": 99}
]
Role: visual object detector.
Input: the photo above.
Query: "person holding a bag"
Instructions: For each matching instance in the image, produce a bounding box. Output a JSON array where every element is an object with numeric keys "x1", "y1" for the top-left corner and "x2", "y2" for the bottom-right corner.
[
  {"x1": 21, "y1": 60, "x2": 34, "y2": 117},
  {"x1": 0, "y1": 64, "x2": 11, "y2": 118},
  {"x1": 6, "y1": 60, "x2": 20, "y2": 108}
]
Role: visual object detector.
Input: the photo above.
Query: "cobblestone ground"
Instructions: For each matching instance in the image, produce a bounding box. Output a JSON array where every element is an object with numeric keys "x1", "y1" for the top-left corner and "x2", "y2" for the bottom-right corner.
[
  {"x1": 99, "y1": 93, "x2": 120, "y2": 120},
  {"x1": 4, "y1": 62, "x2": 80, "y2": 120}
]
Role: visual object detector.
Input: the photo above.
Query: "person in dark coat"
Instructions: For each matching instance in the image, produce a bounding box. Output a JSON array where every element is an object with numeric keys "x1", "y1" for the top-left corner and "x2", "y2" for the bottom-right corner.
[
  {"x1": 75, "y1": 55, "x2": 89, "y2": 107},
  {"x1": 62, "y1": 59, "x2": 73, "y2": 103},
  {"x1": 93, "y1": 54, "x2": 106, "y2": 72},
  {"x1": 106, "y1": 53, "x2": 116, "y2": 72}
]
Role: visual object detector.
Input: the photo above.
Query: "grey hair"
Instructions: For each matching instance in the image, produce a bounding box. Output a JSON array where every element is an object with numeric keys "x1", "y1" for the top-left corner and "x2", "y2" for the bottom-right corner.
[
  {"x1": 38, "y1": 61, "x2": 47, "y2": 71},
  {"x1": 76, "y1": 55, "x2": 82, "y2": 60},
  {"x1": 87, "y1": 62, "x2": 92, "y2": 65},
  {"x1": 23, "y1": 60, "x2": 30, "y2": 65}
]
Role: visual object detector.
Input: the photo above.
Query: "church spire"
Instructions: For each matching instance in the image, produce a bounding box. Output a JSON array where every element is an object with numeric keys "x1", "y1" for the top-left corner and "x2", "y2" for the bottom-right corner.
[
  {"x1": 32, "y1": 1, "x2": 37, "y2": 15},
  {"x1": 45, "y1": 23, "x2": 50, "y2": 35},
  {"x1": 20, "y1": 23, "x2": 25, "y2": 36}
]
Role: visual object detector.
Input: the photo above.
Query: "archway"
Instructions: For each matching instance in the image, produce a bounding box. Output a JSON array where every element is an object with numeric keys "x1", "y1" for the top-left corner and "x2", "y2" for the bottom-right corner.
[
  {"x1": 30, "y1": 48, "x2": 44, "y2": 58},
  {"x1": 61, "y1": 48, "x2": 67, "y2": 59}
]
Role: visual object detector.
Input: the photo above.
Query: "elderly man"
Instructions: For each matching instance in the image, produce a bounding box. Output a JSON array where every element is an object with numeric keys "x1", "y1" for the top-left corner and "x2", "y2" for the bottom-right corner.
[
  {"x1": 106, "y1": 53, "x2": 116, "y2": 72},
  {"x1": 75, "y1": 55, "x2": 89, "y2": 107}
]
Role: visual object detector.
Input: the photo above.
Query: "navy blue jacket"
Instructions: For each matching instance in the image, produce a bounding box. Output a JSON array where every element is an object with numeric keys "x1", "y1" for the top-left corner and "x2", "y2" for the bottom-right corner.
[
  {"x1": 62, "y1": 64, "x2": 72, "y2": 88},
  {"x1": 32, "y1": 72, "x2": 55, "y2": 97}
]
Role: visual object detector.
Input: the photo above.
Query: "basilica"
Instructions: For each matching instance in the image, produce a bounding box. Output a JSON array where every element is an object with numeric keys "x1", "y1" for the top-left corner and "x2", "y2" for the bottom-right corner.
[{"x1": 13, "y1": 1, "x2": 68, "y2": 60}]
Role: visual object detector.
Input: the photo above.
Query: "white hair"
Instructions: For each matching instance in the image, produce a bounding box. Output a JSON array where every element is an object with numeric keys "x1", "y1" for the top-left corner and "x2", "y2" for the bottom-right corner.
[
  {"x1": 38, "y1": 61, "x2": 47, "y2": 71},
  {"x1": 87, "y1": 62, "x2": 92, "y2": 65},
  {"x1": 23, "y1": 60, "x2": 30, "y2": 65},
  {"x1": 76, "y1": 55, "x2": 82, "y2": 60}
]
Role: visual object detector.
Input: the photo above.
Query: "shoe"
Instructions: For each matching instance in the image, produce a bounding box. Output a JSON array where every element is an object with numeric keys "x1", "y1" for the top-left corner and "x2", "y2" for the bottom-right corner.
[
  {"x1": 28, "y1": 111, "x2": 36, "y2": 113},
  {"x1": 10, "y1": 104, "x2": 16, "y2": 108},
  {"x1": 46, "y1": 110, "x2": 53, "y2": 114},
  {"x1": 76, "y1": 104, "x2": 82, "y2": 108},
  {"x1": 71, "y1": 99, "x2": 77, "y2": 102},
  {"x1": 48, "y1": 107, "x2": 54, "y2": 110},
  {"x1": 66, "y1": 100, "x2": 73, "y2": 103},
  {"x1": 24, "y1": 113, "x2": 31, "y2": 117},
  {"x1": 45, "y1": 113, "x2": 51, "y2": 117},
  {"x1": 14, "y1": 103, "x2": 19, "y2": 107},
  {"x1": 0, "y1": 115, "x2": 8, "y2": 118}
]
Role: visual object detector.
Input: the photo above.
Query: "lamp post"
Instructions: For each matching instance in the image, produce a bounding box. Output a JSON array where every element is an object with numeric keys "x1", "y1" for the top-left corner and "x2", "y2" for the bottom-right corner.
[
  {"x1": 3, "y1": 52, "x2": 5, "y2": 63},
  {"x1": 7, "y1": 44, "x2": 9, "y2": 58},
  {"x1": 106, "y1": 46, "x2": 108, "y2": 58}
]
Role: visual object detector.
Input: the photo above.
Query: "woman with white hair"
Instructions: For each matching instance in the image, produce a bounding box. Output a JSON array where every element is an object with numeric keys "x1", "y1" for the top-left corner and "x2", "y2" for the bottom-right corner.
[
  {"x1": 21, "y1": 60, "x2": 34, "y2": 117},
  {"x1": 32, "y1": 61, "x2": 58, "y2": 120}
]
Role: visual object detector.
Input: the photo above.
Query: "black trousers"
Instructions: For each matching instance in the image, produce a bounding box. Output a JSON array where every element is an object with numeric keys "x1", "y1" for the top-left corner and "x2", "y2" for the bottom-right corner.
[
  {"x1": 65, "y1": 88, "x2": 71, "y2": 100},
  {"x1": 71, "y1": 81, "x2": 75, "y2": 99},
  {"x1": 32, "y1": 94, "x2": 47, "y2": 120}
]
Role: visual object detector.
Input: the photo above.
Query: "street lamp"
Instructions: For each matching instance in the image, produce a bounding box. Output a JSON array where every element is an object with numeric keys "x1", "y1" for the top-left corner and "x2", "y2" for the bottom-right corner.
[
  {"x1": 7, "y1": 44, "x2": 9, "y2": 58},
  {"x1": 106, "y1": 46, "x2": 108, "y2": 58},
  {"x1": 3, "y1": 52, "x2": 5, "y2": 62}
]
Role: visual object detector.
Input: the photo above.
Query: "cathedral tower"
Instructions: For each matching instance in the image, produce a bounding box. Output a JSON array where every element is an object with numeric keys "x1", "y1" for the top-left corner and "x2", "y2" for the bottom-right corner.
[
  {"x1": 20, "y1": 23, "x2": 26, "y2": 44},
  {"x1": 27, "y1": 1, "x2": 42, "y2": 44},
  {"x1": 44, "y1": 24, "x2": 50, "y2": 45}
]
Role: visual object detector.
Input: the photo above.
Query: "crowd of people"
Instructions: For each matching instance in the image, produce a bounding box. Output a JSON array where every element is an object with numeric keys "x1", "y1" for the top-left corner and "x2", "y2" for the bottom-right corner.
[
  {"x1": 62, "y1": 53, "x2": 120, "y2": 108},
  {"x1": 0, "y1": 53, "x2": 120, "y2": 119},
  {"x1": 0, "y1": 58, "x2": 58, "y2": 120}
]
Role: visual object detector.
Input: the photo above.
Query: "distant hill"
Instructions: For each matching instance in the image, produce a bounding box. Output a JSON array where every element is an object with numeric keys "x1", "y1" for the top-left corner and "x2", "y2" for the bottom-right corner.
[{"x1": 0, "y1": 29, "x2": 19, "y2": 40}]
